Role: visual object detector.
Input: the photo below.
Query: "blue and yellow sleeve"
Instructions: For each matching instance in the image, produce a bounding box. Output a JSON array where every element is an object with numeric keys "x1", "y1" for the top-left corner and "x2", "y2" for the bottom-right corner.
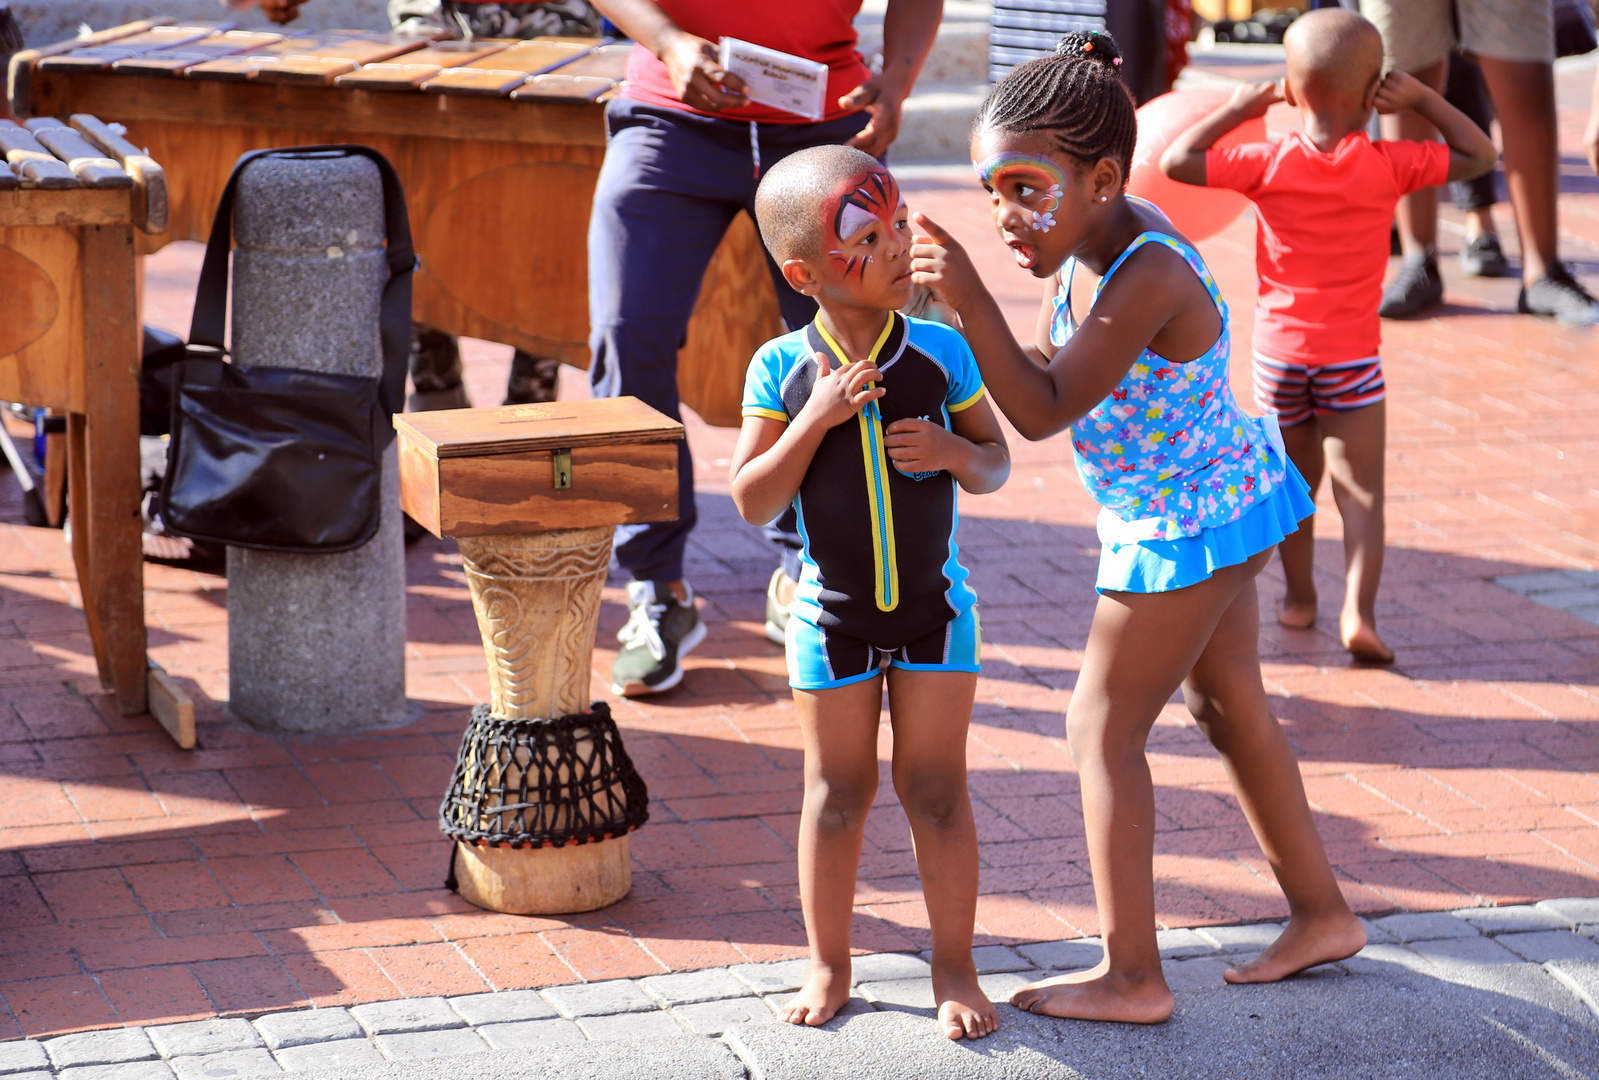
[
  {"x1": 741, "y1": 343, "x2": 790, "y2": 423},
  {"x1": 943, "y1": 333, "x2": 987, "y2": 414}
]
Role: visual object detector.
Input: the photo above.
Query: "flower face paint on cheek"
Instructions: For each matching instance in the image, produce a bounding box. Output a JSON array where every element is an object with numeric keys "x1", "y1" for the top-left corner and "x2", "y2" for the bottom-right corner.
[
  {"x1": 975, "y1": 152, "x2": 1066, "y2": 234},
  {"x1": 825, "y1": 168, "x2": 904, "y2": 280}
]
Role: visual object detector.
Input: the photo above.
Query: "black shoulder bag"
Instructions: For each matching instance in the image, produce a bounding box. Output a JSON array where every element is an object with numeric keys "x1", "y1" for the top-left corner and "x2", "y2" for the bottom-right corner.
[{"x1": 160, "y1": 146, "x2": 415, "y2": 553}]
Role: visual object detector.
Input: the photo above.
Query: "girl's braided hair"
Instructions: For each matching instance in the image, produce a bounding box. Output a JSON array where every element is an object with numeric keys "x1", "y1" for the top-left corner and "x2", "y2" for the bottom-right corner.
[{"x1": 974, "y1": 30, "x2": 1138, "y2": 184}]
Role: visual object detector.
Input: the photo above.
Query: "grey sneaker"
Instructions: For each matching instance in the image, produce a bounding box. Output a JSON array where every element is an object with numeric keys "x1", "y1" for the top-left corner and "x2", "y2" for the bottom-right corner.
[
  {"x1": 610, "y1": 580, "x2": 706, "y2": 696},
  {"x1": 1459, "y1": 233, "x2": 1510, "y2": 278},
  {"x1": 1517, "y1": 268, "x2": 1599, "y2": 327},
  {"x1": 764, "y1": 568, "x2": 792, "y2": 646},
  {"x1": 1379, "y1": 254, "x2": 1443, "y2": 319}
]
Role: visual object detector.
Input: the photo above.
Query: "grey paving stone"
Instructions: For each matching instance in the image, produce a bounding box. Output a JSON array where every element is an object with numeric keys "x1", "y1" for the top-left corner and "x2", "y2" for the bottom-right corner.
[
  {"x1": 858, "y1": 978, "x2": 934, "y2": 1010},
  {"x1": 375, "y1": 1029, "x2": 489, "y2": 1061},
  {"x1": 1196, "y1": 923, "x2": 1283, "y2": 954},
  {"x1": 1538, "y1": 898, "x2": 1599, "y2": 927},
  {"x1": 1544, "y1": 960, "x2": 1599, "y2": 1018},
  {"x1": 0, "y1": 1040, "x2": 48, "y2": 1074},
  {"x1": 978, "y1": 972, "x2": 1033, "y2": 1001},
  {"x1": 671, "y1": 997, "x2": 779, "y2": 1037},
  {"x1": 764, "y1": 992, "x2": 876, "y2": 1023},
  {"x1": 575, "y1": 1010, "x2": 684, "y2": 1041},
  {"x1": 149, "y1": 1019, "x2": 264, "y2": 1059},
  {"x1": 1358, "y1": 918, "x2": 1396, "y2": 945},
  {"x1": 254, "y1": 1009, "x2": 364, "y2": 1050},
  {"x1": 0, "y1": 1072, "x2": 49, "y2": 1080},
  {"x1": 475, "y1": 1019, "x2": 587, "y2": 1050},
  {"x1": 541, "y1": 980, "x2": 658, "y2": 1018},
  {"x1": 58, "y1": 1063, "x2": 174, "y2": 1080},
  {"x1": 1162, "y1": 956, "x2": 1233, "y2": 991},
  {"x1": 730, "y1": 959, "x2": 812, "y2": 996},
  {"x1": 271, "y1": 1040, "x2": 384, "y2": 1072},
  {"x1": 1497, "y1": 930, "x2": 1599, "y2": 963},
  {"x1": 1451, "y1": 905, "x2": 1569, "y2": 935},
  {"x1": 1156, "y1": 928, "x2": 1216, "y2": 958},
  {"x1": 1374, "y1": 912, "x2": 1481, "y2": 943},
  {"x1": 850, "y1": 954, "x2": 932, "y2": 985},
  {"x1": 638, "y1": 969, "x2": 755, "y2": 1007},
  {"x1": 447, "y1": 990, "x2": 557, "y2": 1026},
  {"x1": 1337, "y1": 943, "x2": 1434, "y2": 977},
  {"x1": 917, "y1": 945, "x2": 1037, "y2": 974},
  {"x1": 170, "y1": 1048, "x2": 282, "y2": 1078},
  {"x1": 1531, "y1": 588, "x2": 1599, "y2": 611},
  {"x1": 47, "y1": 1028, "x2": 160, "y2": 1067},
  {"x1": 264, "y1": 1037, "x2": 746, "y2": 1079},
  {"x1": 1015, "y1": 938, "x2": 1101, "y2": 971},
  {"x1": 1495, "y1": 570, "x2": 1588, "y2": 596},
  {"x1": 350, "y1": 999, "x2": 465, "y2": 1036},
  {"x1": 1411, "y1": 935, "x2": 1523, "y2": 967}
]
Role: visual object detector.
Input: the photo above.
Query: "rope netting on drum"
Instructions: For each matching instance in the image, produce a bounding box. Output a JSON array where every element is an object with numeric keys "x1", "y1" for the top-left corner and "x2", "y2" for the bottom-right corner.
[{"x1": 439, "y1": 702, "x2": 649, "y2": 848}]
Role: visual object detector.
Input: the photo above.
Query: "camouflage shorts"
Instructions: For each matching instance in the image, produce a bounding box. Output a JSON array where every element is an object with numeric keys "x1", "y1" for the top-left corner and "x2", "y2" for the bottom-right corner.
[{"x1": 387, "y1": 0, "x2": 601, "y2": 39}]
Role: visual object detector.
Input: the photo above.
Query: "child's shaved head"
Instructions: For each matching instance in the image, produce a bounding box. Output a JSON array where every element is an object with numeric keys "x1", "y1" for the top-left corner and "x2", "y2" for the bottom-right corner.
[
  {"x1": 755, "y1": 144, "x2": 900, "y2": 265},
  {"x1": 1283, "y1": 8, "x2": 1384, "y2": 108}
]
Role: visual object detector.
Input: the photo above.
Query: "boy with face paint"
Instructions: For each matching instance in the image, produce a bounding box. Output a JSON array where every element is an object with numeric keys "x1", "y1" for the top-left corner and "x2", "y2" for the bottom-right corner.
[{"x1": 730, "y1": 145, "x2": 1011, "y2": 1040}]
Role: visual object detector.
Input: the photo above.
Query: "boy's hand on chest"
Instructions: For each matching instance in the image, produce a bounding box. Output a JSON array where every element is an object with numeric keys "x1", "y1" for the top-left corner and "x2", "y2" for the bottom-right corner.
[{"x1": 883, "y1": 416, "x2": 963, "y2": 477}]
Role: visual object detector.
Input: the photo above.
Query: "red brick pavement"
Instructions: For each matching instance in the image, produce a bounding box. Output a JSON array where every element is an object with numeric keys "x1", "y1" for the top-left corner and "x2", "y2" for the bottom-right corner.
[{"x1": 1, "y1": 57, "x2": 1597, "y2": 1037}]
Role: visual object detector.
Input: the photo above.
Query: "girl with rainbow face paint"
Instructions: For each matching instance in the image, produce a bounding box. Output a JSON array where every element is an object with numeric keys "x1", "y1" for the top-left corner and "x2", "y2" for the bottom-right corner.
[{"x1": 975, "y1": 152, "x2": 1066, "y2": 236}]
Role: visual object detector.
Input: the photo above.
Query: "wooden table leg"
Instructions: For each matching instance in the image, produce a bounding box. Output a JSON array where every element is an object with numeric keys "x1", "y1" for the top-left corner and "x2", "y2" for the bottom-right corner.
[{"x1": 77, "y1": 224, "x2": 147, "y2": 716}]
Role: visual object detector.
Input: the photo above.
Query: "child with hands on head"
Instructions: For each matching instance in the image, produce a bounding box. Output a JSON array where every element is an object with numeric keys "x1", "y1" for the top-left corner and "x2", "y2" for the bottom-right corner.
[
  {"x1": 1158, "y1": 9, "x2": 1496, "y2": 663},
  {"x1": 731, "y1": 144, "x2": 1010, "y2": 1041},
  {"x1": 909, "y1": 30, "x2": 1366, "y2": 1025}
]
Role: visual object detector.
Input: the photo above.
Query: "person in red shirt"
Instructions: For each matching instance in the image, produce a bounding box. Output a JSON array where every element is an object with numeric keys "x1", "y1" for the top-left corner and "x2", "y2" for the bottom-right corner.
[{"x1": 1160, "y1": 9, "x2": 1493, "y2": 663}]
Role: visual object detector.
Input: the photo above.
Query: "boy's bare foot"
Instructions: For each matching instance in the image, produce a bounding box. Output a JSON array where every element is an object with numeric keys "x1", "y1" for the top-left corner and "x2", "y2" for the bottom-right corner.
[
  {"x1": 1224, "y1": 911, "x2": 1366, "y2": 984},
  {"x1": 933, "y1": 966, "x2": 998, "y2": 1040},
  {"x1": 1278, "y1": 591, "x2": 1318, "y2": 629},
  {"x1": 1340, "y1": 615, "x2": 1394, "y2": 664},
  {"x1": 1009, "y1": 964, "x2": 1174, "y2": 1024},
  {"x1": 778, "y1": 965, "x2": 852, "y2": 1027}
]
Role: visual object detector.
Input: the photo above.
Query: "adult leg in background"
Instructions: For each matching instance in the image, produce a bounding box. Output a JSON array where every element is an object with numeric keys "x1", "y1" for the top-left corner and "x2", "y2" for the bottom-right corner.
[
  {"x1": 884, "y1": 667, "x2": 995, "y2": 1040},
  {"x1": 1475, "y1": 56, "x2": 1559, "y2": 284},
  {"x1": 783, "y1": 675, "x2": 886, "y2": 1028}
]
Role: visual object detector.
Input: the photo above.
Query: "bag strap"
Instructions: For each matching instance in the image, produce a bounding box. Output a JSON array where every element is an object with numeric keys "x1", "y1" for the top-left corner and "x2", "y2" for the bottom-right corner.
[{"x1": 188, "y1": 145, "x2": 417, "y2": 419}]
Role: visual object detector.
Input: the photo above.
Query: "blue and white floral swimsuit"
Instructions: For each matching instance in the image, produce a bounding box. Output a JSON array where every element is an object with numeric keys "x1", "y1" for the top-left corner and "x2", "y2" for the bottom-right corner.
[{"x1": 1051, "y1": 230, "x2": 1315, "y2": 593}]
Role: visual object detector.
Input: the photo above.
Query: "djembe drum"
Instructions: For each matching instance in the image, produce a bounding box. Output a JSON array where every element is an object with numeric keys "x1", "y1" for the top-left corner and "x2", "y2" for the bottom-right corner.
[{"x1": 395, "y1": 397, "x2": 681, "y2": 913}]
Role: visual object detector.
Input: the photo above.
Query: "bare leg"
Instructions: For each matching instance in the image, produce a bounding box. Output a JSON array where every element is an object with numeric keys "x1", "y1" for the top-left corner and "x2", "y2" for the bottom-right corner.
[
  {"x1": 1464, "y1": 207, "x2": 1497, "y2": 241},
  {"x1": 1275, "y1": 417, "x2": 1323, "y2": 629},
  {"x1": 884, "y1": 668, "x2": 996, "y2": 1040},
  {"x1": 1010, "y1": 553, "x2": 1273, "y2": 1024},
  {"x1": 1386, "y1": 61, "x2": 1448, "y2": 259},
  {"x1": 1182, "y1": 575, "x2": 1365, "y2": 981},
  {"x1": 1317, "y1": 402, "x2": 1391, "y2": 662},
  {"x1": 781, "y1": 676, "x2": 884, "y2": 1027},
  {"x1": 1475, "y1": 57, "x2": 1559, "y2": 285}
]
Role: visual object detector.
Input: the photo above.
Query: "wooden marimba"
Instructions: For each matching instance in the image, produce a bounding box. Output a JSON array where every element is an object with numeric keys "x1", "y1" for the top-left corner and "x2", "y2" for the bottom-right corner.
[
  {"x1": 8, "y1": 20, "x2": 783, "y2": 427},
  {"x1": 0, "y1": 114, "x2": 192, "y2": 740}
]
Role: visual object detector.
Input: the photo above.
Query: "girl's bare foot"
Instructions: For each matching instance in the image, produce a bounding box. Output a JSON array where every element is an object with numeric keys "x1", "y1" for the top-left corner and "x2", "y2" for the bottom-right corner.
[
  {"x1": 778, "y1": 964, "x2": 852, "y2": 1027},
  {"x1": 933, "y1": 966, "x2": 998, "y2": 1040},
  {"x1": 1340, "y1": 614, "x2": 1393, "y2": 664},
  {"x1": 1224, "y1": 911, "x2": 1366, "y2": 984},
  {"x1": 1009, "y1": 963, "x2": 1173, "y2": 1024},
  {"x1": 1278, "y1": 591, "x2": 1317, "y2": 629}
]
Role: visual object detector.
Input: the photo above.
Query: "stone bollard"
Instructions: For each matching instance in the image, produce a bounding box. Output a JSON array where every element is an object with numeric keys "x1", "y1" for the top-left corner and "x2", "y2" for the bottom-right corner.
[{"x1": 225, "y1": 151, "x2": 409, "y2": 733}]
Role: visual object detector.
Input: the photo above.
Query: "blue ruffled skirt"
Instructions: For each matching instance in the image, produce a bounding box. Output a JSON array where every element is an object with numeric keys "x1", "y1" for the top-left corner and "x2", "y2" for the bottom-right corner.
[{"x1": 1095, "y1": 463, "x2": 1315, "y2": 595}]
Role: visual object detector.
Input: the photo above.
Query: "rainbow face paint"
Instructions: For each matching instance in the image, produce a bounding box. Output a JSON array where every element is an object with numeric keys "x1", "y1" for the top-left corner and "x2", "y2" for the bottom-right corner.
[
  {"x1": 825, "y1": 168, "x2": 904, "y2": 280},
  {"x1": 975, "y1": 152, "x2": 1066, "y2": 234}
]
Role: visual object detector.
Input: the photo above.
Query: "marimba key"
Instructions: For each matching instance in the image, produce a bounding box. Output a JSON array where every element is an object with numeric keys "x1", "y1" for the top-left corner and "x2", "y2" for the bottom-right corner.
[
  {"x1": 112, "y1": 31, "x2": 288, "y2": 76},
  {"x1": 421, "y1": 38, "x2": 596, "y2": 96},
  {"x1": 0, "y1": 122, "x2": 79, "y2": 188},
  {"x1": 253, "y1": 35, "x2": 430, "y2": 85},
  {"x1": 185, "y1": 35, "x2": 342, "y2": 81},
  {"x1": 0, "y1": 163, "x2": 19, "y2": 190},
  {"x1": 546, "y1": 43, "x2": 630, "y2": 80},
  {"x1": 334, "y1": 39, "x2": 514, "y2": 90},
  {"x1": 37, "y1": 24, "x2": 234, "y2": 71},
  {"x1": 510, "y1": 74, "x2": 615, "y2": 103},
  {"x1": 29, "y1": 124, "x2": 134, "y2": 188}
]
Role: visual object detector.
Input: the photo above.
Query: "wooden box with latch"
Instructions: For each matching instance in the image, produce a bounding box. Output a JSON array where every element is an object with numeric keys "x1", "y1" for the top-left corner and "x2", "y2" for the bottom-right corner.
[{"x1": 394, "y1": 397, "x2": 684, "y2": 538}]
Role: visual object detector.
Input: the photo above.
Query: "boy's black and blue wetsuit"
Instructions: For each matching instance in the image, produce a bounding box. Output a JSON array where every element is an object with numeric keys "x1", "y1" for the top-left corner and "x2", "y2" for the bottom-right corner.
[{"x1": 742, "y1": 312, "x2": 987, "y2": 689}]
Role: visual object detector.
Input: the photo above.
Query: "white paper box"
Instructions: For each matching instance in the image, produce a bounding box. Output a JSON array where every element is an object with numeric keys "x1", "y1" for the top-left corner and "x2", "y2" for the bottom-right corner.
[{"x1": 718, "y1": 37, "x2": 828, "y2": 121}]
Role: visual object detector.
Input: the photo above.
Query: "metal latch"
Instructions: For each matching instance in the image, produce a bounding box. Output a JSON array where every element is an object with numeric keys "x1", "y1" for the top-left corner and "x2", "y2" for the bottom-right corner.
[{"x1": 552, "y1": 448, "x2": 572, "y2": 489}]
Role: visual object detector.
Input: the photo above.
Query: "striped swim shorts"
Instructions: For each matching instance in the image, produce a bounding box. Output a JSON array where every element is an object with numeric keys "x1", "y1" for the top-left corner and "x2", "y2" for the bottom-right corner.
[{"x1": 1252, "y1": 354, "x2": 1386, "y2": 427}]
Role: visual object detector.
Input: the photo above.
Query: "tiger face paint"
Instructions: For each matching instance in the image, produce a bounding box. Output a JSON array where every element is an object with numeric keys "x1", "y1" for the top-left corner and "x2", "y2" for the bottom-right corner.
[
  {"x1": 975, "y1": 152, "x2": 1065, "y2": 234},
  {"x1": 825, "y1": 168, "x2": 904, "y2": 281}
]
